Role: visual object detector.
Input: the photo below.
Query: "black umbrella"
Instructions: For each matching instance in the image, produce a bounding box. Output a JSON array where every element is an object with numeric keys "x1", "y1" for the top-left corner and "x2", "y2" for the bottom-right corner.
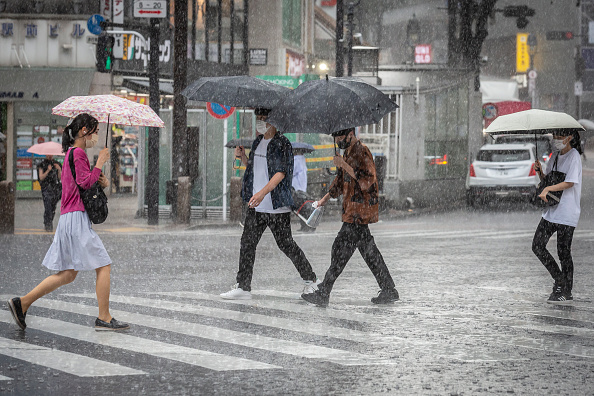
[
  {"x1": 182, "y1": 76, "x2": 291, "y2": 108},
  {"x1": 225, "y1": 138, "x2": 255, "y2": 148},
  {"x1": 267, "y1": 76, "x2": 398, "y2": 135},
  {"x1": 292, "y1": 142, "x2": 315, "y2": 154}
]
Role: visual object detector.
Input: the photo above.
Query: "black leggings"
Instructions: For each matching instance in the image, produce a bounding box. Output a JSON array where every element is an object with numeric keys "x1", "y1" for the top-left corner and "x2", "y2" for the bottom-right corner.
[
  {"x1": 532, "y1": 218, "x2": 575, "y2": 292},
  {"x1": 237, "y1": 209, "x2": 316, "y2": 291}
]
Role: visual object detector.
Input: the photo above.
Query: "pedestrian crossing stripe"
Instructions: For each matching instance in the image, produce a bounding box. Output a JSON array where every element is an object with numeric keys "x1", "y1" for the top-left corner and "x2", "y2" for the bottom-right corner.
[
  {"x1": 0, "y1": 334, "x2": 145, "y2": 377},
  {"x1": 58, "y1": 294, "x2": 396, "y2": 365},
  {"x1": 3, "y1": 290, "x2": 594, "y2": 381},
  {"x1": 64, "y1": 293, "x2": 390, "y2": 345},
  {"x1": 0, "y1": 309, "x2": 278, "y2": 372}
]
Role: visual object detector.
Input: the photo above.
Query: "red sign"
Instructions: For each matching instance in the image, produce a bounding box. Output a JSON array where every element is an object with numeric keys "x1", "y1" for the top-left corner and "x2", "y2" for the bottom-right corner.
[
  {"x1": 16, "y1": 158, "x2": 32, "y2": 169},
  {"x1": 414, "y1": 44, "x2": 432, "y2": 64},
  {"x1": 206, "y1": 103, "x2": 235, "y2": 119},
  {"x1": 321, "y1": 0, "x2": 337, "y2": 5}
]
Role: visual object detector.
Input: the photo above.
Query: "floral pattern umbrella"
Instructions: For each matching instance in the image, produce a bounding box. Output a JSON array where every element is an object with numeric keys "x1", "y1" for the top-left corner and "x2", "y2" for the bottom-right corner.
[{"x1": 51, "y1": 94, "x2": 164, "y2": 128}]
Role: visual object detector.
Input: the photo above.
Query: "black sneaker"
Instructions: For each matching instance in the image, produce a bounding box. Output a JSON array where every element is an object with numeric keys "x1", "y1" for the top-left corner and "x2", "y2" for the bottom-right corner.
[
  {"x1": 547, "y1": 285, "x2": 573, "y2": 305},
  {"x1": 301, "y1": 290, "x2": 329, "y2": 308},
  {"x1": 371, "y1": 288, "x2": 400, "y2": 304},
  {"x1": 7, "y1": 297, "x2": 27, "y2": 330},
  {"x1": 95, "y1": 318, "x2": 130, "y2": 331}
]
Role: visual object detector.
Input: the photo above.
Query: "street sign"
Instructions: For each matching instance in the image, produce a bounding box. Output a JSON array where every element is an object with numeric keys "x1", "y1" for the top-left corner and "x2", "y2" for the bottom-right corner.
[
  {"x1": 249, "y1": 49, "x2": 267, "y2": 66},
  {"x1": 516, "y1": 33, "x2": 530, "y2": 73},
  {"x1": 528, "y1": 70, "x2": 537, "y2": 79},
  {"x1": 575, "y1": 81, "x2": 583, "y2": 96},
  {"x1": 133, "y1": 0, "x2": 167, "y2": 18},
  {"x1": 206, "y1": 103, "x2": 235, "y2": 119},
  {"x1": 87, "y1": 14, "x2": 105, "y2": 36},
  {"x1": 112, "y1": 0, "x2": 125, "y2": 59},
  {"x1": 414, "y1": 44, "x2": 432, "y2": 64},
  {"x1": 482, "y1": 103, "x2": 498, "y2": 120}
]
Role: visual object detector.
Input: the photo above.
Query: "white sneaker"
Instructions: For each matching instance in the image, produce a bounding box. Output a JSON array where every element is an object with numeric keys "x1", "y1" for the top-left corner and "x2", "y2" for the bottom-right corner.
[
  {"x1": 302, "y1": 278, "x2": 322, "y2": 294},
  {"x1": 220, "y1": 283, "x2": 252, "y2": 300}
]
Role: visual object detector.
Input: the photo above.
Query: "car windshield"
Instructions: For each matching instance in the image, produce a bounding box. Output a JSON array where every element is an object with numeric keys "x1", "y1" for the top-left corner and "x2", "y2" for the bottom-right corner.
[
  {"x1": 495, "y1": 137, "x2": 551, "y2": 155},
  {"x1": 477, "y1": 150, "x2": 531, "y2": 162}
]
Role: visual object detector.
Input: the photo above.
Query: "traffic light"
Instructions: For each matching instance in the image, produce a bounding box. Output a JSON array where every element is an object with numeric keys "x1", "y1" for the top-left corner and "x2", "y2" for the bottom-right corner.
[
  {"x1": 503, "y1": 5, "x2": 535, "y2": 29},
  {"x1": 96, "y1": 34, "x2": 115, "y2": 73},
  {"x1": 546, "y1": 31, "x2": 574, "y2": 41}
]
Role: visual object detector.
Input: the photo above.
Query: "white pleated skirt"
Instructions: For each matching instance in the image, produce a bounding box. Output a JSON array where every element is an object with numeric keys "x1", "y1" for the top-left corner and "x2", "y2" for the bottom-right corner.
[{"x1": 41, "y1": 211, "x2": 112, "y2": 272}]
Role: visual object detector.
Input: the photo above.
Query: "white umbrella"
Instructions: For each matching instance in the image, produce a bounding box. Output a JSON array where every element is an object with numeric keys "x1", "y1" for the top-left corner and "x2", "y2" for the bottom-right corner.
[
  {"x1": 578, "y1": 119, "x2": 594, "y2": 130},
  {"x1": 485, "y1": 109, "x2": 584, "y2": 134}
]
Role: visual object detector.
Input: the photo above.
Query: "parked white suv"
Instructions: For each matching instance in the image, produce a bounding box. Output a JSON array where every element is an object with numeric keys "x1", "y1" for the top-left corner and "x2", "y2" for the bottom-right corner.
[{"x1": 466, "y1": 143, "x2": 538, "y2": 207}]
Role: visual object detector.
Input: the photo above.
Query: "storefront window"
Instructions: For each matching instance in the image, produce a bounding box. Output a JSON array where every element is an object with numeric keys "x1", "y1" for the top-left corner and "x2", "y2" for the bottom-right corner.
[
  {"x1": 424, "y1": 84, "x2": 468, "y2": 180},
  {"x1": 283, "y1": 0, "x2": 302, "y2": 47},
  {"x1": 13, "y1": 102, "x2": 63, "y2": 193}
]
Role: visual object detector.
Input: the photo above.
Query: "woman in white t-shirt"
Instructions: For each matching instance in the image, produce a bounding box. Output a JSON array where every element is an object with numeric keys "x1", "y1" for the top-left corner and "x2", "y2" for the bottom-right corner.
[{"x1": 532, "y1": 130, "x2": 583, "y2": 305}]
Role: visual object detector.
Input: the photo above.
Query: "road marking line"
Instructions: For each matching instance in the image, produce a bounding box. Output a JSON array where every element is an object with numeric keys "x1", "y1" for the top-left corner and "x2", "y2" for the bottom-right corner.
[
  {"x1": 0, "y1": 334, "x2": 145, "y2": 377},
  {"x1": 0, "y1": 375, "x2": 13, "y2": 381},
  {"x1": 31, "y1": 297, "x2": 393, "y2": 366},
  {"x1": 62, "y1": 293, "x2": 389, "y2": 345},
  {"x1": 150, "y1": 291, "x2": 394, "y2": 324},
  {"x1": 0, "y1": 308, "x2": 277, "y2": 372}
]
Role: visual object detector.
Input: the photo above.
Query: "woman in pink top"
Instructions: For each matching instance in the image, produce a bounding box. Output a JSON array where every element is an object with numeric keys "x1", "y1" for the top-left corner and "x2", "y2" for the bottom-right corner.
[{"x1": 7, "y1": 113, "x2": 129, "y2": 331}]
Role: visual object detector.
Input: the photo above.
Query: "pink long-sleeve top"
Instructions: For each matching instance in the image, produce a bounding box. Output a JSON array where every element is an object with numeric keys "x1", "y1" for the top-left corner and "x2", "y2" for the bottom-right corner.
[{"x1": 61, "y1": 147, "x2": 102, "y2": 214}]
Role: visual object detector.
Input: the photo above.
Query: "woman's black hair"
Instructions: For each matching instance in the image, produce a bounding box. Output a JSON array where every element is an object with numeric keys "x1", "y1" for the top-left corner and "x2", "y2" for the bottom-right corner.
[
  {"x1": 62, "y1": 113, "x2": 98, "y2": 153},
  {"x1": 554, "y1": 129, "x2": 584, "y2": 155},
  {"x1": 571, "y1": 130, "x2": 584, "y2": 155}
]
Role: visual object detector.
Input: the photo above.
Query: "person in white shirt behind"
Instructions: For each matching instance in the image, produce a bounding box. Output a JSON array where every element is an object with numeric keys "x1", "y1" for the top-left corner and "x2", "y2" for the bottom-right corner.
[{"x1": 532, "y1": 129, "x2": 583, "y2": 305}]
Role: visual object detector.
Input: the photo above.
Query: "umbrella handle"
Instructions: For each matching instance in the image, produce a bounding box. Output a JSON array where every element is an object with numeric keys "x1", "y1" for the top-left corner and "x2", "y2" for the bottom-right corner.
[{"x1": 106, "y1": 113, "x2": 110, "y2": 148}]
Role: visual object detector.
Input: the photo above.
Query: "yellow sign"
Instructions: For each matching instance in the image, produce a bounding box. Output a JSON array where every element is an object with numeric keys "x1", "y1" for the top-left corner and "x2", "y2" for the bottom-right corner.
[{"x1": 516, "y1": 33, "x2": 530, "y2": 73}]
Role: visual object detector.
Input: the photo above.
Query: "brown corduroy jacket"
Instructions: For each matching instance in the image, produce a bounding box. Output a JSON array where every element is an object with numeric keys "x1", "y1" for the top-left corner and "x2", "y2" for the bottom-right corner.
[{"x1": 328, "y1": 140, "x2": 379, "y2": 224}]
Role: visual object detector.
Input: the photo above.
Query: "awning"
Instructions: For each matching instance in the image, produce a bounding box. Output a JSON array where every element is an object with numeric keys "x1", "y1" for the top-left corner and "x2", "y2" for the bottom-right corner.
[
  {"x1": 0, "y1": 68, "x2": 95, "y2": 102},
  {"x1": 120, "y1": 78, "x2": 174, "y2": 95}
]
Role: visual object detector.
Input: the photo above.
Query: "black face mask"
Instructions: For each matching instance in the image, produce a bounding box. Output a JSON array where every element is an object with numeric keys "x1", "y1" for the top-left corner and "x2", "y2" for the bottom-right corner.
[{"x1": 336, "y1": 136, "x2": 351, "y2": 150}]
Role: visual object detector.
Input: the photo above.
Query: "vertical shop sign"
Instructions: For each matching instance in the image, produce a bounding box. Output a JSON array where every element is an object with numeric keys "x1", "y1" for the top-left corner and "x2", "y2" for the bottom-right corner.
[{"x1": 516, "y1": 33, "x2": 530, "y2": 73}]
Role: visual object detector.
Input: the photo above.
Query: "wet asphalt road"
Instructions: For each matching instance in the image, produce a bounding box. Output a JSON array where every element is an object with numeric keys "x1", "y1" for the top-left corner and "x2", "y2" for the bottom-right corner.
[{"x1": 1, "y1": 167, "x2": 594, "y2": 394}]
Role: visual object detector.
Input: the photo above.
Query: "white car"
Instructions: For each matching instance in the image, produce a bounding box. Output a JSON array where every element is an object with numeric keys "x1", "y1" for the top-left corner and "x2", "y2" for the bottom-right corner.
[
  {"x1": 492, "y1": 133, "x2": 553, "y2": 165},
  {"x1": 466, "y1": 143, "x2": 539, "y2": 207}
]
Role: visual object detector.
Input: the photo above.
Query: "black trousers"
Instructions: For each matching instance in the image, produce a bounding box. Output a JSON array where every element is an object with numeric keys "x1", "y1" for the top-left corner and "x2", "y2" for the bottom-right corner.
[
  {"x1": 237, "y1": 209, "x2": 316, "y2": 291},
  {"x1": 318, "y1": 222, "x2": 395, "y2": 295},
  {"x1": 42, "y1": 189, "x2": 60, "y2": 229},
  {"x1": 532, "y1": 218, "x2": 575, "y2": 292}
]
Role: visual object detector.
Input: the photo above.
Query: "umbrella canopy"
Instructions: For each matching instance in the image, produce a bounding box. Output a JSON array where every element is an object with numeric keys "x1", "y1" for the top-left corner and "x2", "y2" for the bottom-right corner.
[
  {"x1": 267, "y1": 77, "x2": 398, "y2": 135},
  {"x1": 182, "y1": 76, "x2": 291, "y2": 108},
  {"x1": 578, "y1": 119, "x2": 594, "y2": 130},
  {"x1": 292, "y1": 142, "x2": 315, "y2": 154},
  {"x1": 52, "y1": 94, "x2": 165, "y2": 128},
  {"x1": 485, "y1": 109, "x2": 584, "y2": 135},
  {"x1": 225, "y1": 138, "x2": 255, "y2": 148},
  {"x1": 27, "y1": 141, "x2": 64, "y2": 156}
]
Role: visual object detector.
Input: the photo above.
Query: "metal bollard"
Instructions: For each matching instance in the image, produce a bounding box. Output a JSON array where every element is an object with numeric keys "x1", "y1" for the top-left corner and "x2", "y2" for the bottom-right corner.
[{"x1": 0, "y1": 181, "x2": 15, "y2": 234}]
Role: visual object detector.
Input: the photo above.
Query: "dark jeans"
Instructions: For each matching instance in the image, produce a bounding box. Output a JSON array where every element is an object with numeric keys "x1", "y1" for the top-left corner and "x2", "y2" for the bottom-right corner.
[
  {"x1": 237, "y1": 209, "x2": 316, "y2": 291},
  {"x1": 318, "y1": 222, "x2": 395, "y2": 295},
  {"x1": 532, "y1": 218, "x2": 575, "y2": 292},
  {"x1": 42, "y1": 189, "x2": 60, "y2": 229}
]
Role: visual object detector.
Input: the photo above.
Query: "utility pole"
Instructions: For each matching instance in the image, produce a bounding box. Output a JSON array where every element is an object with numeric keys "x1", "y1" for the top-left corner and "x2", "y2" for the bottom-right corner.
[
  {"x1": 147, "y1": 18, "x2": 160, "y2": 225},
  {"x1": 173, "y1": 0, "x2": 189, "y2": 223},
  {"x1": 335, "y1": 0, "x2": 344, "y2": 77}
]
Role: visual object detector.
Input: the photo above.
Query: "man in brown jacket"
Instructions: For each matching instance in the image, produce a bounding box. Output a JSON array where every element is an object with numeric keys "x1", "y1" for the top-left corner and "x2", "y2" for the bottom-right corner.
[{"x1": 301, "y1": 128, "x2": 398, "y2": 307}]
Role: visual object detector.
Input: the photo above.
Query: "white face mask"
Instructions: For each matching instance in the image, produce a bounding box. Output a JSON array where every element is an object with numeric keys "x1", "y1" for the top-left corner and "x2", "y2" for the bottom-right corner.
[
  {"x1": 256, "y1": 120, "x2": 268, "y2": 134},
  {"x1": 552, "y1": 138, "x2": 567, "y2": 151},
  {"x1": 85, "y1": 133, "x2": 98, "y2": 149}
]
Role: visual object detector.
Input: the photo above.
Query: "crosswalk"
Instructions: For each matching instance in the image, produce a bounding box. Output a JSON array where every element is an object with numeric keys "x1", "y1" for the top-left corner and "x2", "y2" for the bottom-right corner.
[{"x1": 2, "y1": 290, "x2": 594, "y2": 381}]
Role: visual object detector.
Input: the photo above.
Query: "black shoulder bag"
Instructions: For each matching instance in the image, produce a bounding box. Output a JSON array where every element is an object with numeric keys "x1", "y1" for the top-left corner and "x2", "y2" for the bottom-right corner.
[
  {"x1": 68, "y1": 149, "x2": 108, "y2": 224},
  {"x1": 534, "y1": 154, "x2": 565, "y2": 207}
]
